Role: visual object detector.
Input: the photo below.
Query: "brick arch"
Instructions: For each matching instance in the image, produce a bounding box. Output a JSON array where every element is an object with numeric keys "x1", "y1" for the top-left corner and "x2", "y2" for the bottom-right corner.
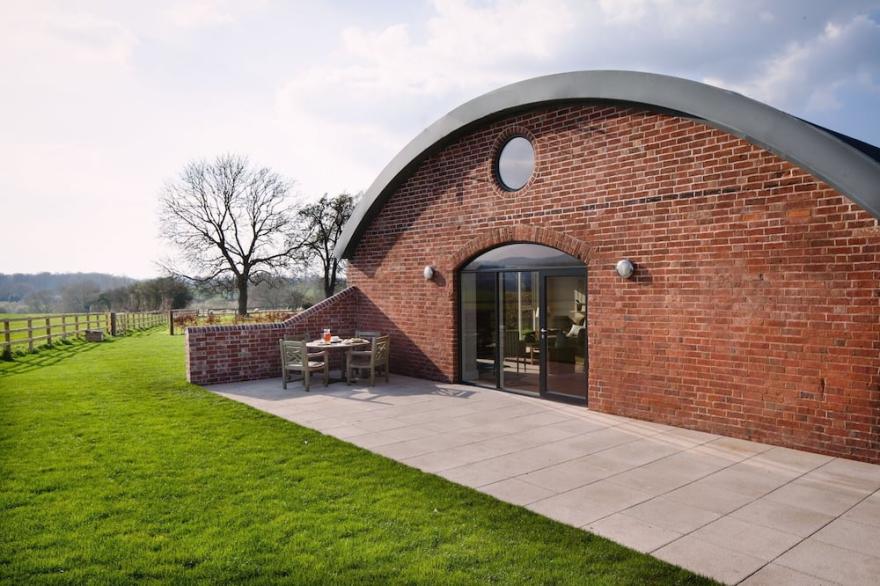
[{"x1": 446, "y1": 224, "x2": 592, "y2": 272}]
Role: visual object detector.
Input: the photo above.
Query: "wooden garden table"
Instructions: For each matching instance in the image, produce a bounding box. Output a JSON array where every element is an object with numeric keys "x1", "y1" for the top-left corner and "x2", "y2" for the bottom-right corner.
[{"x1": 306, "y1": 338, "x2": 370, "y2": 384}]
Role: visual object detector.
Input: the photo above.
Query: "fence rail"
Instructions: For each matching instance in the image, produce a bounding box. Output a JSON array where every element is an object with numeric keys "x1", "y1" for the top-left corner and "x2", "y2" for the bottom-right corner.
[
  {"x1": 1, "y1": 311, "x2": 169, "y2": 356},
  {"x1": 112, "y1": 311, "x2": 168, "y2": 335}
]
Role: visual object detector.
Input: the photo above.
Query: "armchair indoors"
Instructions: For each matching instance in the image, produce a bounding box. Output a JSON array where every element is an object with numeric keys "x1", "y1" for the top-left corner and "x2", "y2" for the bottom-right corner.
[{"x1": 503, "y1": 329, "x2": 527, "y2": 373}]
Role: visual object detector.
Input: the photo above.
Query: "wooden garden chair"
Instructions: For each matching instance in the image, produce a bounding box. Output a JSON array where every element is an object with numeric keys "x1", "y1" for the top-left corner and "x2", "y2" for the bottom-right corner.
[
  {"x1": 279, "y1": 339, "x2": 328, "y2": 391},
  {"x1": 346, "y1": 335, "x2": 390, "y2": 387}
]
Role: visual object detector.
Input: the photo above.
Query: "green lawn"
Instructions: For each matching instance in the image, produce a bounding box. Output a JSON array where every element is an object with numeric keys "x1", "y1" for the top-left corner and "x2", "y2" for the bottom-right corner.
[{"x1": 0, "y1": 331, "x2": 714, "y2": 584}]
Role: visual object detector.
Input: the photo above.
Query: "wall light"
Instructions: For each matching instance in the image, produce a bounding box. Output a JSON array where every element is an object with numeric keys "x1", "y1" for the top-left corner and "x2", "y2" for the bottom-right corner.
[
  {"x1": 616, "y1": 259, "x2": 635, "y2": 279},
  {"x1": 423, "y1": 265, "x2": 435, "y2": 281}
]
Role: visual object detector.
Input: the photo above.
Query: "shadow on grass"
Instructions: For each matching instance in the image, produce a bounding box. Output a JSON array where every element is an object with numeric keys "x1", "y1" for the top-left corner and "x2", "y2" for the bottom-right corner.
[
  {"x1": 121, "y1": 327, "x2": 167, "y2": 339},
  {"x1": 0, "y1": 327, "x2": 171, "y2": 378},
  {"x1": 0, "y1": 339, "x2": 107, "y2": 378}
]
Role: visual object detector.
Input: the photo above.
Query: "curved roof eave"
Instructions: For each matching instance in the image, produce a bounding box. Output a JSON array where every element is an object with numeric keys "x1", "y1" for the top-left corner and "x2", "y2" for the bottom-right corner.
[{"x1": 335, "y1": 70, "x2": 880, "y2": 259}]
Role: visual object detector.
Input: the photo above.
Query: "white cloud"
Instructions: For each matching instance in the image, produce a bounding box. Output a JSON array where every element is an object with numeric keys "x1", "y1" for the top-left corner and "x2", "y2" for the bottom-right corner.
[
  {"x1": 704, "y1": 14, "x2": 880, "y2": 112},
  {"x1": 165, "y1": 1, "x2": 234, "y2": 28},
  {"x1": 598, "y1": 0, "x2": 728, "y2": 32},
  {"x1": 0, "y1": 7, "x2": 138, "y2": 75},
  {"x1": 274, "y1": 0, "x2": 576, "y2": 197},
  {"x1": 163, "y1": 0, "x2": 267, "y2": 29}
]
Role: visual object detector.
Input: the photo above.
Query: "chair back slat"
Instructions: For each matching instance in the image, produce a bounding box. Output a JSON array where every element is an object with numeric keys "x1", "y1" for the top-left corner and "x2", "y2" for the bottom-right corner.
[
  {"x1": 280, "y1": 339, "x2": 307, "y2": 366},
  {"x1": 356, "y1": 330, "x2": 381, "y2": 339},
  {"x1": 373, "y1": 335, "x2": 390, "y2": 364}
]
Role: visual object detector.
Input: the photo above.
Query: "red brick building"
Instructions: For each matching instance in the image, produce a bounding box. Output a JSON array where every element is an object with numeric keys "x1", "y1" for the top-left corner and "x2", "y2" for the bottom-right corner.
[{"x1": 188, "y1": 71, "x2": 880, "y2": 463}]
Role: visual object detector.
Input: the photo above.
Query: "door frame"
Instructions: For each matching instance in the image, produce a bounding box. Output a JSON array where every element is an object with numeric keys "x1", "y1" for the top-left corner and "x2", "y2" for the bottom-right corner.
[
  {"x1": 459, "y1": 265, "x2": 588, "y2": 405},
  {"x1": 539, "y1": 268, "x2": 588, "y2": 405}
]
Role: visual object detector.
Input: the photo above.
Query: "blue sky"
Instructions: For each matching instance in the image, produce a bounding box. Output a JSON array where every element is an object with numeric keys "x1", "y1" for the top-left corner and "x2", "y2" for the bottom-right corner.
[{"x1": 2, "y1": 0, "x2": 879, "y2": 277}]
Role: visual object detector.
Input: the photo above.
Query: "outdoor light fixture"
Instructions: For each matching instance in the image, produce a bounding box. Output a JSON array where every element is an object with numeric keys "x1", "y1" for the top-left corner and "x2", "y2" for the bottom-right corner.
[
  {"x1": 423, "y1": 265, "x2": 435, "y2": 281},
  {"x1": 616, "y1": 259, "x2": 635, "y2": 279}
]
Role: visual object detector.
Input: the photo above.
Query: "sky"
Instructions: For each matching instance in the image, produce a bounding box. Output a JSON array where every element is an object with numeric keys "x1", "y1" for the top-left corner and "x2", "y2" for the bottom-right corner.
[{"x1": 2, "y1": 0, "x2": 879, "y2": 278}]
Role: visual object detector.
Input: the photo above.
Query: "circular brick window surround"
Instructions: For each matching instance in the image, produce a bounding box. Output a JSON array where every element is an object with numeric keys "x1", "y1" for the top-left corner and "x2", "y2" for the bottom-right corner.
[{"x1": 494, "y1": 135, "x2": 535, "y2": 191}]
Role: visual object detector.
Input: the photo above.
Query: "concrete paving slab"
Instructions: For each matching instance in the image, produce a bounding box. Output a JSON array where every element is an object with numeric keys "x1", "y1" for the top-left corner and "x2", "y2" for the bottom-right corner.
[
  {"x1": 605, "y1": 453, "x2": 722, "y2": 495},
  {"x1": 813, "y1": 517, "x2": 880, "y2": 558},
  {"x1": 763, "y1": 477, "x2": 869, "y2": 516},
  {"x1": 664, "y1": 480, "x2": 756, "y2": 515},
  {"x1": 842, "y1": 492, "x2": 880, "y2": 527},
  {"x1": 654, "y1": 534, "x2": 766, "y2": 584},
  {"x1": 688, "y1": 516, "x2": 802, "y2": 561},
  {"x1": 527, "y1": 479, "x2": 652, "y2": 528},
  {"x1": 740, "y1": 563, "x2": 838, "y2": 586},
  {"x1": 622, "y1": 496, "x2": 720, "y2": 533},
  {"x1": 775, "y1": 538, "x2": 880, "y2": 586},
  {"x1": 748, "y1": 446, "x2": 834, "y2": 476},
  {"x1": 587, "y1": 513, "x2": 682, "y2": 553},
  {"x1": 520, "y1": 453, "x2": 633, "y2": 493},
  {"x1": 481, "y1": 477, "x2": 557, "y2": 506},
  {"x1": 730, "y1": 499, "x2": 835, "y2": 537},
  {"x1": 807, "y1": 458, "x2": 880, "y2": 493},
  {"x1": 698, "y1": 461, "x2": 795, "y2": 498}
]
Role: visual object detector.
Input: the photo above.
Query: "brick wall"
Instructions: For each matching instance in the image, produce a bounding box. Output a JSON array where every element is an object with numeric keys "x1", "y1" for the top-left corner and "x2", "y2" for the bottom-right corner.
[
  {"x1": 186, "y1": 287, "x2": 360, "y2": 385},
  {"x1": 347, "y1": 104, "x2": 880, "y2": 463}
]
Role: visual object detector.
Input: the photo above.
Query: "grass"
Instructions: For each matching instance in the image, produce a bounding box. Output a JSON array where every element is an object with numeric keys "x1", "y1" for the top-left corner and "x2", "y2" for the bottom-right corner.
[{"x1": 0, "y1": 331, "x2": 714, "y2": 584}]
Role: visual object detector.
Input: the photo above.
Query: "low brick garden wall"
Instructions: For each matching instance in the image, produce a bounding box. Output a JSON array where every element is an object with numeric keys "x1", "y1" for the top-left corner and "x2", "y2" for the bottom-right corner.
[{"x1": 186, "y1": 287, "x2": 361, "y2": 385}]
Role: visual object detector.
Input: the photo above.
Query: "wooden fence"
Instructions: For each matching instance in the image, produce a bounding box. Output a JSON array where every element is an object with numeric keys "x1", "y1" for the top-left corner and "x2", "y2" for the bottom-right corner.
[
  {"x1": 1, "y1": 311, "x2": 169, "y2": 356},
  {"x1": 112, "y1": 311, "x2": 168, "y2": 336}
]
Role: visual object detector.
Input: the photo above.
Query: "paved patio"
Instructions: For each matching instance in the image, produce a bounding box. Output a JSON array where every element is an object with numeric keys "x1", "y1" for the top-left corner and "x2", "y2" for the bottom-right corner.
[{"x1": 208, "y1": 375, "x2": 880, "y2": 585}]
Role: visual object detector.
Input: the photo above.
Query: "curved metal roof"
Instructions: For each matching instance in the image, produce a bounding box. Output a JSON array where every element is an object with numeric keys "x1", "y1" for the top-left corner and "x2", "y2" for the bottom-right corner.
[{"x1": 335, "y1": 70, "x2": 880, "y2": 259}]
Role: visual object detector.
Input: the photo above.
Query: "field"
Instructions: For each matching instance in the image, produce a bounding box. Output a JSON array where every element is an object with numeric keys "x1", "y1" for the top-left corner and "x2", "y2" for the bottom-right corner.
[{"x1": 0, "y1": 330, "x2": 713, "y2": 584}]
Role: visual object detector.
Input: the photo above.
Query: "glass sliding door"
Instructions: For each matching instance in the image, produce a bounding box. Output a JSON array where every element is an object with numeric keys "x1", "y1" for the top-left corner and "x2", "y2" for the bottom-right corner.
[
  {"x1": 460, "y1": 272, "x2": 498, "y2": 386},
  {"x1": 500, "y1": 271, "x2": 540, "y2": 394},
  {"x1": 542, "y1": 273, "x2": 588, "y2": 401},
  {"x1": 459, "y1": 243, "x2": 587, "y2": 404}
]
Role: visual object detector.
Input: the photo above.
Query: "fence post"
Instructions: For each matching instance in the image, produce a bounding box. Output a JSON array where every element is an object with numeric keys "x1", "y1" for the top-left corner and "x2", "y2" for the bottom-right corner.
[
  {"x1": 27, "y1": 318, "x2": 33, "y2": 352},
  {"x1": 2, "y1": 320, "x2": 10, "y2": 359},
  {"x1": 61, "y1": 315, "x2": 67, "y2": 340},
  {"x1": 169, "y1": 310, "x2": 174, "y2": 335},
  {"x1": 109, "y1": 312, "x2": 117, "y2": 336},
  {"x1": 45, "y1": 317, "x2": 52, "y2": 346}
]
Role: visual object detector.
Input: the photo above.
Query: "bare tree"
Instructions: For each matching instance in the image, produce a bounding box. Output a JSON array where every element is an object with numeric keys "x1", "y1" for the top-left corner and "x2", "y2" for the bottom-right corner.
[
  {"x1": 290, "y1": 193, "x2": 356, "y2": 299},
  {"x1": 159, "y1": 154, "x2": 298, "y2": 315},
  {"x1": 250, "y1": 275, "x2": 309, "y2": 309}
]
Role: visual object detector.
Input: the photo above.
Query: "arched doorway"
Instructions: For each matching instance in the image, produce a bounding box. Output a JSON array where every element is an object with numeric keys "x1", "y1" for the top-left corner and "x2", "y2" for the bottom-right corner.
[{"x1": 459, "y1": 243, "x2": 587, "y2": 404}]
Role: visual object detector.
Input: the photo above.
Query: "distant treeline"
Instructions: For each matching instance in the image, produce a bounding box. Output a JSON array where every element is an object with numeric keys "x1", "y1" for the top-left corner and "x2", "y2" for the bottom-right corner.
[
  {"x1": 0, "y1": 272, "x2": 338, "y2": 314},
  {"x1": 0, "y1": 272, "x2": 135, "y2": 302}
]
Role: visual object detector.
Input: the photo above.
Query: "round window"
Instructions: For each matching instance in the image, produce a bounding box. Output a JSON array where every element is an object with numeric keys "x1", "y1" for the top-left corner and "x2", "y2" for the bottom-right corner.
[{"x1": 495, "y1": 136, "x2": 534, "y2": 191}]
